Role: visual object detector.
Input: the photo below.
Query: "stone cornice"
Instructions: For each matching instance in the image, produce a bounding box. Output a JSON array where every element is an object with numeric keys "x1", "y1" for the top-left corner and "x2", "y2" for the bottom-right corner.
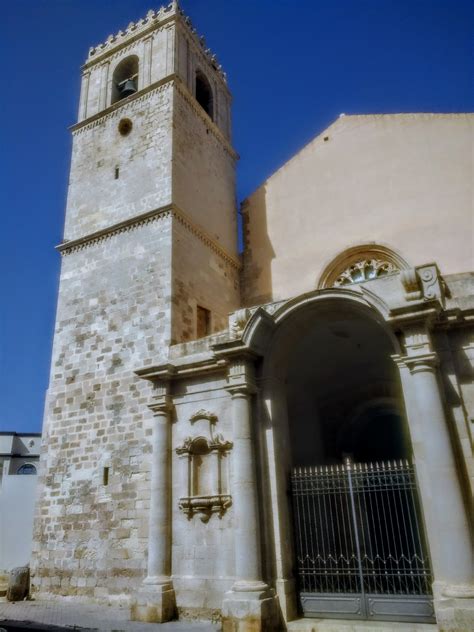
[
  {"x1": 70, "y1": 74, "x2": 236, "y2": 159},
  {"x1": 136, "y1": 356, "x2": 228, "y2": 382},
  {"x1": 56, "y1": 203, "x2": 241, "y2": 270}
]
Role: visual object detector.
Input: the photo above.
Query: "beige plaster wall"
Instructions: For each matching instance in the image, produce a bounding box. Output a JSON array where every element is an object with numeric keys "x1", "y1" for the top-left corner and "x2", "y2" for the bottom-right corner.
[{"x1": 242, "y1": 114, "x2": 474, "y2": 306}]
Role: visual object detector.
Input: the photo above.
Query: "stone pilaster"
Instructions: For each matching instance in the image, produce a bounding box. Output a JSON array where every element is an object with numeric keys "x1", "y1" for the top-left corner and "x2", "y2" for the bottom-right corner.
[
  {"x1": 261, "y1": 378, "x2": 297, "y2": 622},
  {"x1": 78, "y1": 71, "x2": 90, "y2": 121},
  {"x1": 99, "y1": 61, "x2": 109, "y2": 111},
  {"x1": 130, "y1": 381, "x2": 176, "y2": 623},
  {"x1": 394, "y1": 325, "x2": 474, "y2": 631},
  {"x1": 222, "y1": 359, "x2": 280, "y2": 632}
]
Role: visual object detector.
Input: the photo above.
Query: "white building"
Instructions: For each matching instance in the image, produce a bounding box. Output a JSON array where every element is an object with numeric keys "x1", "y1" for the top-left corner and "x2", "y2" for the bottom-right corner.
[{"x1": 0, "y1": 432, "x2": 41, "y2": 574}]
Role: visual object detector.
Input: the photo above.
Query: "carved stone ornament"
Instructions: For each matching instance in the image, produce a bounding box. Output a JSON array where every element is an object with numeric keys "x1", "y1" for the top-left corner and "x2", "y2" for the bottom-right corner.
[
  {"x1": 178, "y1": 494, "x2": 232, "y2": 523},
  {"x1": 400, "y1": 264, "x2": 444, "y2": 304},
  {"x1": 401, "y1": 268, "x2": 422, "y2": 301},
  {"x1": 189, "y1": 409, "x2": 218, "y2": 426},
  {"x1": 176, "y1": 412, "x2": 233, "y2": 522},
  {"x1": 334, "y1": 258, "x2": 398, "y2": 287},
  {"x1": 229, "y1": 308, "x2": 250, "y2": 338}
]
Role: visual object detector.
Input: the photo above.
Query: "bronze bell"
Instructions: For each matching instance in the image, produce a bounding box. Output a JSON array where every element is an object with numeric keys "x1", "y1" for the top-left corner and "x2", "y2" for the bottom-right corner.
[{"x1": 119, "y1": 78, "x2": 137, "y2": 98}]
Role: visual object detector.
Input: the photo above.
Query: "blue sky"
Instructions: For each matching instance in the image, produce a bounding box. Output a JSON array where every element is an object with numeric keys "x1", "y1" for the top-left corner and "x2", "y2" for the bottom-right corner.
[{"x1": 1, "y1": 0, "x2": 473, "y2": 434}]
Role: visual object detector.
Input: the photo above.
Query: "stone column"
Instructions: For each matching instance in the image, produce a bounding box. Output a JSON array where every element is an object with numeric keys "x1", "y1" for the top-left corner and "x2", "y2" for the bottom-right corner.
[
  {"x1": 130, "y1": 383, "x2": 176, "y2": 623},
  {"x1": 222, "y1": 359, "x2": 279, "y2": 632},
  {"x1": 394, "y1": 342, "x2": 474, "y2": 629}
]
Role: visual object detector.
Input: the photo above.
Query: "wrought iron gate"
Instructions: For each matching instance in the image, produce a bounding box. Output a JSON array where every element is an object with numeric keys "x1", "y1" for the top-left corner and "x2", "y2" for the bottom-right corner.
[{"x1": 291, "y1": 460, "x2": 434, "y2": 622}]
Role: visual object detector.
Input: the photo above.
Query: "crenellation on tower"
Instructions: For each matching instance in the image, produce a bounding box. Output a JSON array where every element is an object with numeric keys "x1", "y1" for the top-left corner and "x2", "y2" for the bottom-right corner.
[{"x1": 78, "y1": 1, "x2": 230, "y2": 138}]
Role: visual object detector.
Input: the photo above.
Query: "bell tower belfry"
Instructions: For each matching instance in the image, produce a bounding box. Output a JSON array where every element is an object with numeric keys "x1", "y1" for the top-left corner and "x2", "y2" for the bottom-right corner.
[
  {"x1": 32, "y1": 1, "x2": 240, "y2": 609},
  {"x1": 65, "y1": 1, "x2": 240, "y2": 334}
]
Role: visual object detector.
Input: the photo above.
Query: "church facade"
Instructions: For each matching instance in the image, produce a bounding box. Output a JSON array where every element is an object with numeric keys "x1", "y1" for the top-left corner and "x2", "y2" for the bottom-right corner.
[{"x1": 32, "y1": 3, "x2": 473, "y2": 631}]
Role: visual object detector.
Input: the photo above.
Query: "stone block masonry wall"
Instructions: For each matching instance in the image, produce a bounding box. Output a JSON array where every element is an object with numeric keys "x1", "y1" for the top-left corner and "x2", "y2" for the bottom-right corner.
[
  {"x1": 171, "y1": 217, "x2": 240, "y2": 343},
  {"x1": 172, "y1": 85, "x2": 238, "y2": 255},
  {"x1": 65, "y1": 84, "x2": 173, "y2": 242},
  {"x1": 31, "y1": 217, "x2": 173, "y2": 601}
]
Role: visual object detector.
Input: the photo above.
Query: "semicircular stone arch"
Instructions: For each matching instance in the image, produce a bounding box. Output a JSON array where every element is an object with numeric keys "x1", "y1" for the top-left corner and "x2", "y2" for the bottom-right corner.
[{"x1": 317, "y1": 243, "x2": 410, "y2": 289}]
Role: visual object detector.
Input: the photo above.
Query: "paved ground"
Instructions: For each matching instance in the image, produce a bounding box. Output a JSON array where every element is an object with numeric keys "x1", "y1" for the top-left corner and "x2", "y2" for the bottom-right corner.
[{"x1": 0, "y1": 600, "x2": 220, "y2": 632}]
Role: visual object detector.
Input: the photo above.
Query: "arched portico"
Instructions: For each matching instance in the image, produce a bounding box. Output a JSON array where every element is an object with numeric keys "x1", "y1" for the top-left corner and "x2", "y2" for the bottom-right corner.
[{"x1": 235, "y1": 288, "x2": 473, "y2": 627}]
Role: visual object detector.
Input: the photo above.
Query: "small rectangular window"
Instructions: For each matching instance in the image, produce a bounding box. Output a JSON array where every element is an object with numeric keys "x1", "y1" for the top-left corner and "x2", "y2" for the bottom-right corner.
[
  {"x1": 103, "y1": 466, "x2": 109, "y2": 486},
  {"x1": 197, "y1": 305, "x2": 211, "y2": 338},
  {"x1": 114, "y1": 167, "x2": 120, "y2": 180}
]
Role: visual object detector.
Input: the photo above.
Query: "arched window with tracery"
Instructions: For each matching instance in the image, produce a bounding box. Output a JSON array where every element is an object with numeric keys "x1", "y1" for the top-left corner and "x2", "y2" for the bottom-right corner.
[
  {"x1": 195, "y1": 70, "x2": 213, "y2": 120},
  {"x1": 111, "y1": 55, "x2": 139, "y2": 104},
  {"x1": 17, "y1": 463, "x2": 37, "y2": 475},
  {"x1": 318, "y1": 245, "x2": 409, "y2": 289}
]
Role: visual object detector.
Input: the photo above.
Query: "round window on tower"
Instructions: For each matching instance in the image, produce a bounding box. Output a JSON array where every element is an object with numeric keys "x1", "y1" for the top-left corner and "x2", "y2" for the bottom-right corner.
[{"x1": 118, "y1": 118, "x2": 133, "y2": 136}]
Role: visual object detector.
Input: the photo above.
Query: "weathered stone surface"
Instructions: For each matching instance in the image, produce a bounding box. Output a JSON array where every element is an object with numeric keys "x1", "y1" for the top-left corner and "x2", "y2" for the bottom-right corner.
[
  {"x1": 130, "y1": 582, "x2": 176, "y2": 623},
  {"x1": 222, "y1": 589, "x2": 281, "y2": 632},
  {"x1": 31, "y1": 0, "x2": 239, "y2": 613},
  {"x1": 7, "y1": 566, "x2": 29, "y2": 601}
]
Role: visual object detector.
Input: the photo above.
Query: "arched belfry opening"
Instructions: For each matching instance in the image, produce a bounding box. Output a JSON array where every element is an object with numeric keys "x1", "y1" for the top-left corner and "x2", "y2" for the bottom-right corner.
[
  {"x1": 195, "y1": 70, "x2": 213, "y2": 119},
  {"x1": 258, "y1": 295, "x2": 434, "y2": 623},
  {"x1": 111, "y1": 55, "x2": 139, "y2": 104}
]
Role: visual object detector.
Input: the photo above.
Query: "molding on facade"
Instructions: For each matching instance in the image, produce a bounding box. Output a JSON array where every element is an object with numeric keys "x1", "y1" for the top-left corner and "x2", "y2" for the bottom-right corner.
[
  {"x1": 178, "y1": 494, "x2": 232, "y2": 523},
  {"x1": 70, "y1": 75, "x2": 235, "y2": 157},
  {"x1": 71, "y1": 75, "x2": 175, "y2": 134},
  {"x1": 135, "y1": 272, "x2": 464, "y2": 385},
  {"x1": 189, "y1": 409, "x2": 218, "y2": 426},
  {"x1": 175, "y1": 409, "x2": 233, "y2": 522},
  {"x1": 318, "y1": 243, "x2": 410, "y2": 289},
  {"x1": 56, "y1": 204, "x2": 241, "y2": 270}
]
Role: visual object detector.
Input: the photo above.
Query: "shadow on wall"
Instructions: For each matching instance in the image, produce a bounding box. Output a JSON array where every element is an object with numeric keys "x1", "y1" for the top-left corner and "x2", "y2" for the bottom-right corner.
[{"x1": 241, "y1": 185, "x2": 275, "y2": 307}]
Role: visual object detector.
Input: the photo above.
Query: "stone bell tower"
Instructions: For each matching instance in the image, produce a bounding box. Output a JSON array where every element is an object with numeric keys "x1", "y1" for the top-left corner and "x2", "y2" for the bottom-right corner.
[{"x1": 31, "y1": 1, "x2": 240, "y2": 606}]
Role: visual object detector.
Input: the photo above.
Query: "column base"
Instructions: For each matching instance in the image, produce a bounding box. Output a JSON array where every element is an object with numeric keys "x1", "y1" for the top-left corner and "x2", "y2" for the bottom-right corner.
[
  {"x1": 222, "y1": 583, "x2": 280, "y2": 632},
  {"x1": 130, "y1": 578, "x2": 176, "y2": 623},
  {"x1": 434, "y1": 582, "x2": 474, "y2": 632}
]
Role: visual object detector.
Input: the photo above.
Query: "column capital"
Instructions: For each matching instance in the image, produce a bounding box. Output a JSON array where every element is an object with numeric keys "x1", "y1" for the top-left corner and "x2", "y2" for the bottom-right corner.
[
  {"x1": 227, "y1": 384, "x2": 256, "y2": 398},
  {"x1": 226, "y1": 356, "x2": 257, "y2": 395},
  {"x1": 392, "y1": 351, "x2": 439, "y2": 374},
  {"x1": 148, "y1": 395, "x2": 173, "y2": 416}
]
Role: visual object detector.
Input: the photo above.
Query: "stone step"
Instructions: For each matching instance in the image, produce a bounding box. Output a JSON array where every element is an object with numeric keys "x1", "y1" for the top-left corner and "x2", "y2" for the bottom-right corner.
[{"x1": 287, "y1": 619, "x2": 438, "y2": 632}]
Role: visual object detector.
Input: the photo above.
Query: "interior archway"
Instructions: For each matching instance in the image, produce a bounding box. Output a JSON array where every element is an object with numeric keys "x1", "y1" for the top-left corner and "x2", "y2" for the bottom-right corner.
[{"x1": 262, "y1": 297, "x2": 409, "y2": 467}]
